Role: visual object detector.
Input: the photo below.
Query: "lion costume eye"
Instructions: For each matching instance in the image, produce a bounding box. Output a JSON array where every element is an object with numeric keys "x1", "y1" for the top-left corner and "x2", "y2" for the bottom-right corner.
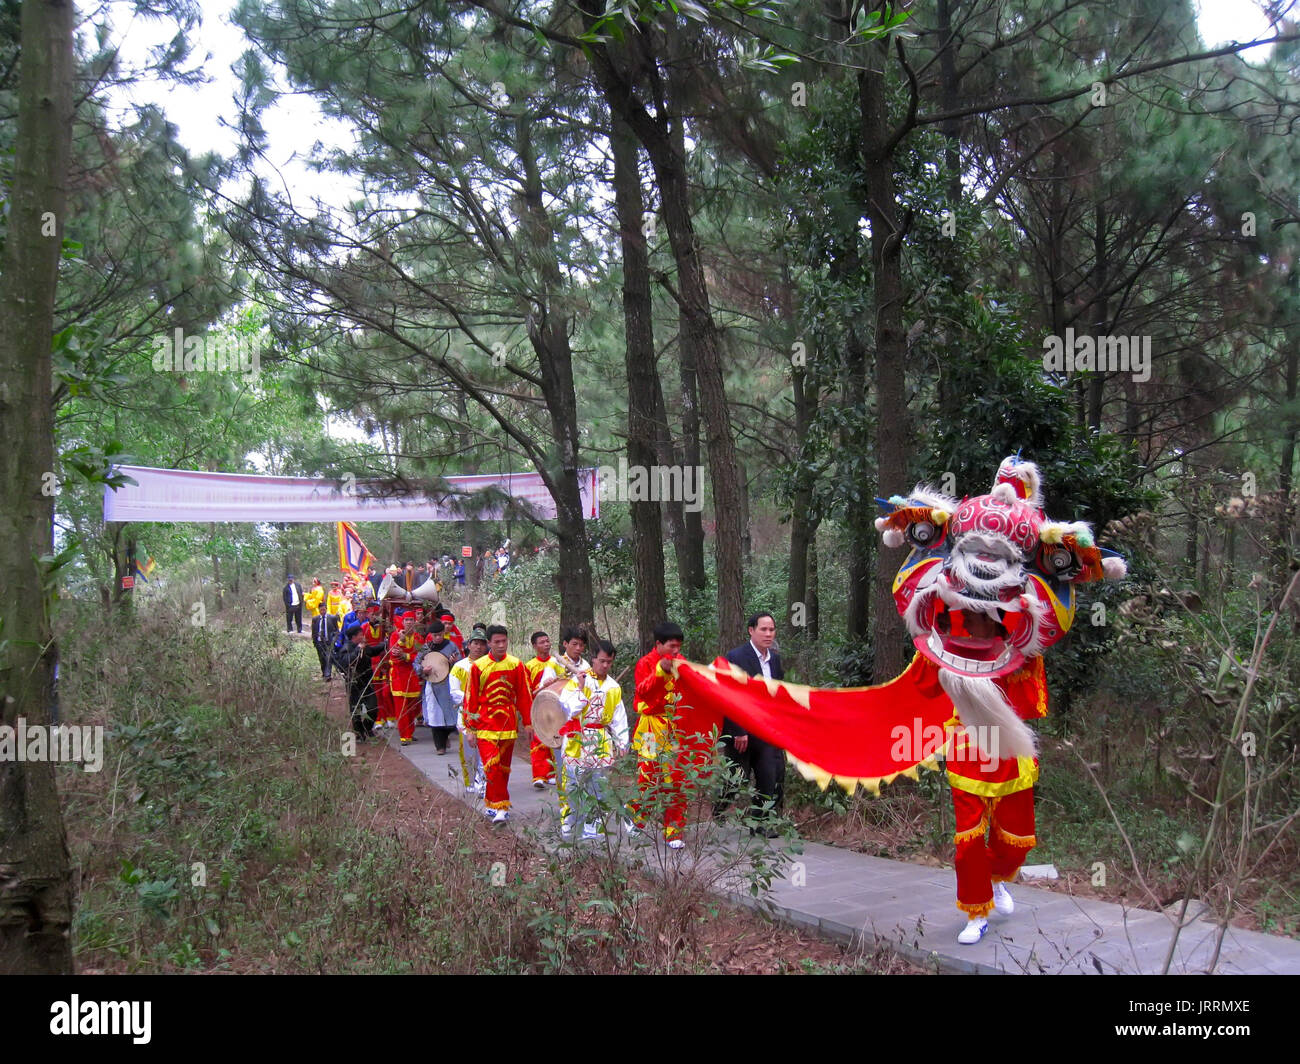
[
  {"x1": 1038, "y1": 543, "x2": 1080, "y2": 580},
  {"x1": 907, "y1": 521, "x2": 939, "y2": 548}
]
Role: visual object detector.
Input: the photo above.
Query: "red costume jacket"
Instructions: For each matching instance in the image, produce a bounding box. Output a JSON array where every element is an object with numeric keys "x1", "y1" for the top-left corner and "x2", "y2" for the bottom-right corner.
[
  {"x1": 387, "y1": 628, "x2": 423, "y2": 701},
  {"x1": 465, "y1": 654, "x2": 533, "y2": 740}
]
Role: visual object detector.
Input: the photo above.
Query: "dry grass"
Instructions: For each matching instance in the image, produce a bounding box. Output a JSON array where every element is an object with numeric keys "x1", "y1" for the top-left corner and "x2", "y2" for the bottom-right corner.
[{"x1": 59, "y1": 599, "x2": 916, "y2": 973}]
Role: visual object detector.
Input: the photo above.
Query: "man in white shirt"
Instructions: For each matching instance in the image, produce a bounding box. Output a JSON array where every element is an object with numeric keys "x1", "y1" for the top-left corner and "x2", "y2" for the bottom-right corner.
[
  {"x1": 282, "y1": 576, "x2": 304, "y2": 633},
  {"x1": 714, "y1": 611, "x2": 786, "y2": 832}
]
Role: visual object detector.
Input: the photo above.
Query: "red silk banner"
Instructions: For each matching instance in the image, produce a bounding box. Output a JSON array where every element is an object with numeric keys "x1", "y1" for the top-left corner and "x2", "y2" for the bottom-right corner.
[{"x1": 665, "y1": 655, "x2": 955, "y2": 794}]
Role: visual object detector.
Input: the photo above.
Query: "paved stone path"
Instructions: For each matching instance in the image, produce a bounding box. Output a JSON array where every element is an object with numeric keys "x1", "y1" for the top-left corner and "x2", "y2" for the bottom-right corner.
[{"x1": 387, "y1": 727, "x2": 1300, "y2": 975}]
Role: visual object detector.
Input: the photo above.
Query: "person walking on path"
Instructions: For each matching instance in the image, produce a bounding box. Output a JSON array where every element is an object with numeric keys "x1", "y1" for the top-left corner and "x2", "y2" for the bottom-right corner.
[
  {"x1": 556, "y1": 640, "x2": 628, "y2": 840},
  {"x1": 451, "y1": 629, "x2": 490, "y2": 796},
  {"x1": 283, "y1": 575, "x2": 304, "y2": 633},
  {"x1": 630, "y1": 621, "x2": 691, "y2": 849},
  {"x1": 463, "y1": 625, "x2": 534, "y2": 824},
  {"x1": 389, "y1": 611, "x2": 424, "y2": 747},
  {"x1": 334, "y1": 621, "x2": 378, "y2": 740},
  {"x1": 714, "y1": 611, "x2": 786, "y2": 833},
  {"x1": 531, "y1": 627, "x2": 589, "y2": 789},
  {"x1": 421, "y1": 620, "x2": 462, "y2": 753}
]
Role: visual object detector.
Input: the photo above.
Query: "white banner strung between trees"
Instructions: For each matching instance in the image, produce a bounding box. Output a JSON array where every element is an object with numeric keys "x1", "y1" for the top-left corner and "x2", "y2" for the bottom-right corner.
[{"x1": 103, "y1": 465, "x2": 601, "y2": 523}]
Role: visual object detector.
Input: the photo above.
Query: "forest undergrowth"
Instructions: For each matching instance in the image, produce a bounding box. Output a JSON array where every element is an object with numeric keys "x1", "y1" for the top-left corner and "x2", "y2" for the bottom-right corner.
[{"x1": 56, "y1": 596, "x2": 913, "y2": 974}]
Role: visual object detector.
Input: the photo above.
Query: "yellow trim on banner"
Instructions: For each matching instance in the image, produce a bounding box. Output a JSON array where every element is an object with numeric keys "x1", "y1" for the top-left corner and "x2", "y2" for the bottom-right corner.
[{"x1": 786, "y1": 751, "x2": 945, "y2": 797}]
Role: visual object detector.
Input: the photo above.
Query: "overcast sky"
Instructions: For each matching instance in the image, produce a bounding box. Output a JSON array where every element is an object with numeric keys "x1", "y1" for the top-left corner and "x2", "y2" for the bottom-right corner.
[{"x1": 102, "y1": 0, "x2": 1279, "y2": 210}]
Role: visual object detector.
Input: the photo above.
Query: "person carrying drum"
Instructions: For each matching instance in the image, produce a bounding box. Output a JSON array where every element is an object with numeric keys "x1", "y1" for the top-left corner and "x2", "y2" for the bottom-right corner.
[
  {"x1": 420, "y1": 620, "x2": 461, "y2": 753},
  {"x1": 554, "y1": 640, "x2": 628, "y2": 841}
]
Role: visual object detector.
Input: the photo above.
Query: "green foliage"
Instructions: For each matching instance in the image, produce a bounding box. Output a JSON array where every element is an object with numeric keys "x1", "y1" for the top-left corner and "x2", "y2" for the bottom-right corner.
[{"x1": 63, "y1": 596, "x2": 866, "y2": 971}]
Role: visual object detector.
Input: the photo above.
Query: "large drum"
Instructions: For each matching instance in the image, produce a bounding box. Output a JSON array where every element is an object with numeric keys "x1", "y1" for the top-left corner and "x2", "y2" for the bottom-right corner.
[
  {"x1": 419, "y1": 648, "x2": 451, "y2": 683},
  {"x1": 531, "y1": 689, "x2": 567, "y2": 750}
]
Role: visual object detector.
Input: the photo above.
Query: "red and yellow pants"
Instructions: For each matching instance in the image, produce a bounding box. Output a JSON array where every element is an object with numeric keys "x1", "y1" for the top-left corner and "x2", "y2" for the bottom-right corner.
[
  {"x1": 478, "y1": 736, "x2": 516, "y2": 810},
  {"x1": 375, "y1": 682, "x2": 395, "y2": 723},
  {"x1": 952, "y1": 786, "x2": 1036, "y2": 918},
  {"x1": 631, "y1": 757, "x2": 685, "y2": 838},
  {"x1": 530, "y1": 735, "x2": 555, "y2": 783},
  {"x1": 394, "y1": 691, "x2": 421, "y2": 740}
]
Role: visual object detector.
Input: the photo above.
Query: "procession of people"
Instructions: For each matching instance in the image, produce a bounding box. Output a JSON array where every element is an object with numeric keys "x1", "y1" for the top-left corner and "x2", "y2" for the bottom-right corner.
[
  {"x1": 306, "y1": 556, "x2": 787, "y2": 848},
  {"x1": 298, "y1": 454, "x2": 1126, "y2": 947}
]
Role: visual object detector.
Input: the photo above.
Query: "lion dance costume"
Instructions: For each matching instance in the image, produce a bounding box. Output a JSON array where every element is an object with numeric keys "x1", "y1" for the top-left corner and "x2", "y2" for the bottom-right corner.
[{"x1": 664, "y1": 456, "x2": 1125, "y2": 943}]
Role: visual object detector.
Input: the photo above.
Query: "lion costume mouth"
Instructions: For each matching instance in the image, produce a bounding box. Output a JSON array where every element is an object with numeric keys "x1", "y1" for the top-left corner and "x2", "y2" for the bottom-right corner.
[{"x1": 917, "y1": 606, "x2": 1025, "y2": 678}]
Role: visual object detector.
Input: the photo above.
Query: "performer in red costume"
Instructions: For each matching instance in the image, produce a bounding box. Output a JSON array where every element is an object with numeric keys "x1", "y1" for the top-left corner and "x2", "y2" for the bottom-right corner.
[
  {"x1": 662, "y1": 456, "x2": 1126, "y2": 942},
  {"x1": 630, "y1": 621, "x2": 707, "y2": 849},
  {"x1": 388, "y1": 611, "x2": 424, "y2": 746},
  {"x1": 439, "y1": 612, "x2": 465, "y2": 654},
  {"x1": 363, "y1": 603, "x2": 395, "y2": 729},
  {"x1": 531, "y1": 627, "x2": 589, "y2": 789},
  {"x1": 524, "y1": 630, "x2": 558, "y2": 789},
  {"x1": 464, "y1": 624, "x2": 534, "y2": 823}
]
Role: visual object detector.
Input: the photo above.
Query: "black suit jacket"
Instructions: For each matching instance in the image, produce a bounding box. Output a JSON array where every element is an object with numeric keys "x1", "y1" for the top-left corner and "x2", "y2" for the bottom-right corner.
[
  {"x1": 722, "y1": 642, "x2": 783, "y2": 740},
  {"x1": 283, "y1": 581, "x2": 304, "y2": 607}
]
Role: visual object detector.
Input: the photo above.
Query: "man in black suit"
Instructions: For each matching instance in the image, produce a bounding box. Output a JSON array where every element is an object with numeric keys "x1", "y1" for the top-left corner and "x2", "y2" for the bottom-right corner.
[
  {"x1": 714, "y1": 611, "x2": 785, "y2": 832},
  {"x1": 282, "y1": 575, "x2": 304, "y2": 633}
]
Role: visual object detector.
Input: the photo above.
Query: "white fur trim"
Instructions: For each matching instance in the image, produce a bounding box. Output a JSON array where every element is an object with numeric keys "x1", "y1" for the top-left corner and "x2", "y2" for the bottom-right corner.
[
  {"x1": 907, "y1": 485, "x2": 962, "y2": 512},
  {"x1": 1102, "y1": 556, "x2": 1127, "y2": 579},
  {"x1": 938, "y1": 670, "x2": 1038, "y2": 760},
  {"x1": 995, "y1": 458, "x2": 1044, "y2": 510},
  {"x1": 1009, "y1": 591, "x2": 1051, "y2": 657}
]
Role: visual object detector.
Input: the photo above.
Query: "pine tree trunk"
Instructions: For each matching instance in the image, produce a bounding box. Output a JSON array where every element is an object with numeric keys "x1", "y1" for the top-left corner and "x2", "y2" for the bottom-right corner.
[
  {"x1": 650, "y1": 367, "x2": 698, "y2": 615},
  {"x1": 516, "y1": 119, "x2": 594, "y2": 628},
  {"x1": 580, "y1": 9, "x2": 745, "y2": 650},
  {"x1": 611, "y1": 113, "x2": 667, "y2": 647},
  {"x1": 859, "y1": 46, "x2": 910, "y2": 681},
  {"x1": 659, "y1": 83, "x2": 744, "y2": 650},
  {"x1": 675, "y1": 334, "x2": 709, "y2": 603},
  {"x1": 808, "y1": 530, "x2": 820, "y2": 642},
  {"x1": 0, "y1": 0, "x2": 76, "y2": 975},
  {"x1": 1277, "y1": 336, "x2": 1298, "y2": 576}
]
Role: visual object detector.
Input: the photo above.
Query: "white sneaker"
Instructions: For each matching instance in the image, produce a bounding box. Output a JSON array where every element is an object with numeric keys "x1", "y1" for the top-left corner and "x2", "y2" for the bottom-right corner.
[
  {"x1": 667, "y1": 838, "x2": 685, "y2": 850},
  {"x1": 533, "y1": 779, "x2": 545, "y2": 790},
  {"x1": 993, "y1": 883, "x2": 1014, "y2": 916},
  {"x1": 491, "y1": 809, "x2": 510, "y2": 825},
  {"x1": 481, "y1": 806, "x2": 496, "y2": 819},
  {"x1": 560, "y1": 824, "x2": 573, "y2": 840},
  {"x1": 957, "y1": 917, "x2": 989, "y2": 944},
  {"x1": 581, "y1": 824, "x2": 601, "y2": 840}
]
